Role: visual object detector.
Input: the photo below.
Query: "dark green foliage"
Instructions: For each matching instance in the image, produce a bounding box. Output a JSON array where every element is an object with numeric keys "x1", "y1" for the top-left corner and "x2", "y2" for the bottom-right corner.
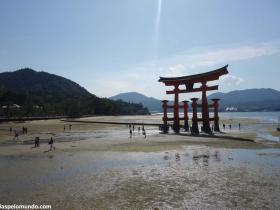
[
  {"x1": 0, "y1": 69, "x2": 150, "y2": 117},
  {"x1": 0, "y1": 68, "x2": 90, "y2": 94},
  {"x1": 110, "y1": 92, "x2": 162, "y2": 112}
]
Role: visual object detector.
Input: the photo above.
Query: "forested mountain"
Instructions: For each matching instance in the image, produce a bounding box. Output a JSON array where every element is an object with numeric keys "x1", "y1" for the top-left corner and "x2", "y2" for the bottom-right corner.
[
  {"x1": 111, "y1": 88, "x2": 280, "y2": 112},
  {"x1": 0, "y1": 68, "x2": 149, "y2": 118},
  {"x1": 0, "y1": 68, "x2": 89, "y2": 94},
  {"x1": 208, "y1": 88, "x2": 280, "y2": 111},
  {"x1": 110, "y1": 92, "x2": 162, "y2": 112}
]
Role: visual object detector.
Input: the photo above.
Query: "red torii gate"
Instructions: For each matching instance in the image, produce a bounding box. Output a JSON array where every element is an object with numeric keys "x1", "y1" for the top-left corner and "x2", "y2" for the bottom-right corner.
[{"x1": 159, "y1": 65, "x2": 229, "y2": 134}]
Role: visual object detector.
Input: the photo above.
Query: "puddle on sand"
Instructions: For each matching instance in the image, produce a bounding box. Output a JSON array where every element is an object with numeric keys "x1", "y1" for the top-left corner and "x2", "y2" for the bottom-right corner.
[
  {"x1": 51, "y1": 127, "x2": 161, "y2": 142},
  {"x1": 243, "y1": 123, "x2": 280, "y2": 142},
  {"x1": 1, "y1": 146, "x2": 280, "y2": 209}
]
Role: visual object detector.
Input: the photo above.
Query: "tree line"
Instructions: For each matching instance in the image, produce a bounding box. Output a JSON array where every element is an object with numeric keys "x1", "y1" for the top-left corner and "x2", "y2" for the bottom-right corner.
[{"x1": 0, "y1": 89, "x2": 150, "y2": 118}]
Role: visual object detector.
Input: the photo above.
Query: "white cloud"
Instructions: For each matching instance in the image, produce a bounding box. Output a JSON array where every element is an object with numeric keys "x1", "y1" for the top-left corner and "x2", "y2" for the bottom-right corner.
[
  {"x1": 165, "y1": 64, "x2": 185, "y2": 77},
  {"x1": 220, "y1": 75, "x2": 245, "y2": 86},
  {"x1": 98, "y1": 40, "x2": 280, "y2": 98},
  {"x1": 160, "y1": 41, "x2": 280, "y2": 76}
]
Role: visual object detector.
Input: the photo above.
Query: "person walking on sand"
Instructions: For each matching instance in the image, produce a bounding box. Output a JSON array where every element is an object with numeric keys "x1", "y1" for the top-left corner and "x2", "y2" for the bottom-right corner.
[
  {"x1": 229, "y1": 124, "x2": 232, "y2": 130},
  {"x1": 22, "y1": 127, "x2": 27, "y2": 134},
  {"x1": 223, "y1": 124, "x2": 225, "y2": 130},
  {"x1": 238, "y1": 123, "x2": 241, "y2": 130},
  {"x1": 69, "y1": 124, "x2": 72, "y2": 130},
  {"x1": 63, "y1": 125, "x2": 65, "y2": 132},
  {"x1": 48, "y1": 137, "x2": 55, "y2": 151},
  {"x1": 143, "y1": 129, "x2": 147, "y2": 139},
  {"x1": 34, "y1": 137, "x2": 40, "y2": 148},
  {"x1": 14, "y1": 131, "x2": 19, "y2": 140},
  {"x1": 129, "y1": 129, "x2": 132, "y2": 138}
]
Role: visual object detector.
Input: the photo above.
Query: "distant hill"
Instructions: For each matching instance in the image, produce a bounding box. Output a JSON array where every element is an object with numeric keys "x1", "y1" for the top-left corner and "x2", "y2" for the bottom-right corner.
[
  {"x1": 208, "y1": 88, "x2": 280, "y2": 111},
  {"x1": 0, "y1": 68, "x2": 149, "y2": 117},
  {"x1": 110, "y1": 88, "x2": 280, "y2": 112},
  {"x1": 0, "y1": 68, "x2": 90, "y2": 95},
  {"x1": 110, "y1": 92, "x2": 162, "y2": 112}
]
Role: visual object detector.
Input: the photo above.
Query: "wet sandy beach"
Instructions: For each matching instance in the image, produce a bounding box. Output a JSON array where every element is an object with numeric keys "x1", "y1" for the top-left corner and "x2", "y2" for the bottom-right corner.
[{"x1": 0, "y1": 115, "x2": 280, "y2": 209}]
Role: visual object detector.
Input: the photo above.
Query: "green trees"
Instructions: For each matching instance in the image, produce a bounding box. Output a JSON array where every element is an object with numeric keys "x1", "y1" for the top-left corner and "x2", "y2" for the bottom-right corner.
[
  {"x1": 0, "y1": 68, "x2": 150, "y2": 118},
  {"x1": 0, "y1": 89, "x2": 150, "y2": 118}
]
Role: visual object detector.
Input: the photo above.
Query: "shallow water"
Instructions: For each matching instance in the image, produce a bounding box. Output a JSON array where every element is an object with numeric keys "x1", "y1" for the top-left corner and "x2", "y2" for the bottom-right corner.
[
  {"x1": 239, "y1": 122, "x2": 280, "y2": 142},
  {"x1": 55, "y1": 114, "x2": 280, "y2": 143},
  {"x1": 1, "y1": 146, "x2": 280, "y2": 209},
  {"x1": 1, "y1": 114, "x2": 280, "y2": 209},
  {"x1": 158, "y1": 111, "x2": 280, "y2": 122},
  {"x1": 157, "y1": 112, "x2": 280, "y2": 142},
  {"x1": 219, "y1": 111, "x2": 280, "y2": 122}
]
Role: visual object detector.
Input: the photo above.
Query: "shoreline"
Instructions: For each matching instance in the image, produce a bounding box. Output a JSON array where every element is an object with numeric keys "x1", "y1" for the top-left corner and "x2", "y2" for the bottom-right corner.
[{"x1": 1, "y1": 110, "x2": 278, "y2": 148}]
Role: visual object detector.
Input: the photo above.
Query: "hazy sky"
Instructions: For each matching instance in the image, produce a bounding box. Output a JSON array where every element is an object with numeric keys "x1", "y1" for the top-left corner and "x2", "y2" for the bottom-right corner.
[{"x1": 0, "y1": 0, "x2": 280, "y2": 99}]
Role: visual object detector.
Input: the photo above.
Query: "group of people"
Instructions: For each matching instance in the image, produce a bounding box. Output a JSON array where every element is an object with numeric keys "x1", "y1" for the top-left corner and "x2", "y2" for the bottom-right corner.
[
  {"x1": 33, "y1": 136, "x2": 55, "y2": 151},
  {"x1": 9, "y1": 126, "x2": 55, "y2": 151},
  {"x1": 10, "y1": 126, "x2": 28, "y2": 140},
  {"x1": 63, "y1": 124, "x2": 72, "y2": 131},
  {"x1": 128, "y1": 124, "x2": 146, "y2": 139},
  {"x1": 222, "y1": 123, "x2": 241, "y2": 130}
]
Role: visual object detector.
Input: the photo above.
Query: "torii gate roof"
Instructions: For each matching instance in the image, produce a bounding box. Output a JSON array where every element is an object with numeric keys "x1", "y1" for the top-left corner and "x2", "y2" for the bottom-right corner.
[{"x1": 158, "y1": 65, "x2": 229, "y2": 86}]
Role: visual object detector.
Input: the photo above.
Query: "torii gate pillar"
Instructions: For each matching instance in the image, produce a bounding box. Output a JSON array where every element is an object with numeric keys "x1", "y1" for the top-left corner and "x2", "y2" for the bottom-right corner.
[
  {"x1": 162, "y1": 100, "x2": 169, "y2": 133},
  {"x1": 173, "y1": 85, "x2": 180, "y2": 133},
  {"x1": 182, "y1": 100, "x2": 189, "y2": 132},
  {"x1": 212, "y1": 99, "x2": 220, "y2": 132},
  {"x1": 191, "y1": 98, "x2": 199, "y2": 135},
  {"x1": 201, "y1": 81, "x2": 212, "y2": 133}
]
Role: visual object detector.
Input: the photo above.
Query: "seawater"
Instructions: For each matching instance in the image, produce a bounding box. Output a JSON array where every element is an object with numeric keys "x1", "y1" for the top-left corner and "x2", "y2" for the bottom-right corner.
[
  {"x1": 219, "y1": 111, "x2": 280, "y2": 123},
  {"x1": 153, "y1": 112, "x2": 280, "y2": 142},
  {"x1": 153, "y1": 111, "x2": 280, "y2": 123}
]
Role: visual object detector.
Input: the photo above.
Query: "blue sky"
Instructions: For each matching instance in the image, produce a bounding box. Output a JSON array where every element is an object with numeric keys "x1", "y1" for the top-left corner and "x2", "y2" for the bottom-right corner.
[{"x1": 0, "y1": 0, "x2": 280, "y2": 99}]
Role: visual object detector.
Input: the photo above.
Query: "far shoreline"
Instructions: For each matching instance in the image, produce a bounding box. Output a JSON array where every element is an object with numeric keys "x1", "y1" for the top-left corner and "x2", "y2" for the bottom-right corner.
[{"x1": 1, "y1": 110, "x2": 280, "y2": 123}]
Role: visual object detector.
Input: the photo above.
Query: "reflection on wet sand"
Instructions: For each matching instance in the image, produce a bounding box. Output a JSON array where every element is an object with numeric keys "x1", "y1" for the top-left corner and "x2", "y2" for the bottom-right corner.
[
  {"x1": 0, "y1": 115, "x2": 280, "y2": 209},
  {"x1": 1, "y1": 146, "x2": 280, "y2": 209}
]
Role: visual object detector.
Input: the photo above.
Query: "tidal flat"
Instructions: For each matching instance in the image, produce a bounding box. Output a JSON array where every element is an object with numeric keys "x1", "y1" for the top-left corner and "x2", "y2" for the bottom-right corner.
[{"x1": 0, "y1": 115, "x2": 280, "y2": 209}]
